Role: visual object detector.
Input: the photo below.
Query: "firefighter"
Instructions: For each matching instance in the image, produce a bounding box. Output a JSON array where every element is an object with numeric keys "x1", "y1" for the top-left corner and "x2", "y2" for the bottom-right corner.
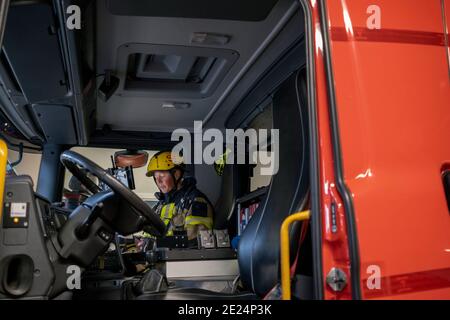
[{"x1": 146, "y1": 151, "x2": 214, "y2": 240}]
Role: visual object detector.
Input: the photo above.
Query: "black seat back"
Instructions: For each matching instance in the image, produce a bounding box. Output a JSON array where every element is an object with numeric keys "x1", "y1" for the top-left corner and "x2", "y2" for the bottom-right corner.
[{"x1": 237, "y1": 70, "x2": 309, "y2": 296}]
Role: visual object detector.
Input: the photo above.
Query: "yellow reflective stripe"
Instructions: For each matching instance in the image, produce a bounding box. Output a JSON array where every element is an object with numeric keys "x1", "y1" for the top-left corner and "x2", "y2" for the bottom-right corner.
[
  {"x1": 165, "y1": 204, "x2": 176, "y2": 234},
  {"x1": 160, "y1": 205, "x2": 167, "y2": 219},
  {"x1": 193, "y1": 197, "x2": 208, "y2": 205},
  {"x1": 160, "y1": 203, "x2": 177, "y2": 230},
  {"x1": 160, "y1": 205, "x2": 169, "y2": 226},
  {"x1": 160, "y1": 204, "x2": 175, "y2": 219},
  {"x1": 185, "y1": 216, "x2": 213, "y2": 229},
  {"x1": 168, "y1": 203, "x2": 176, "y2": 218}
]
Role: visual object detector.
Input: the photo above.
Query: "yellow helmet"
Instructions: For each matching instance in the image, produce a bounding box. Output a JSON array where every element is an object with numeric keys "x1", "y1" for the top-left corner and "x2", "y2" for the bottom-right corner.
[{"x1": 146, "y1": 151, "x2": 184, "y2": 177}]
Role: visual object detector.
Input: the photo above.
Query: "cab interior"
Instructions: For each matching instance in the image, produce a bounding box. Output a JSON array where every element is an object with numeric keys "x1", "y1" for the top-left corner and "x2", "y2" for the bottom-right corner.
[{"x1": 0, "y1": 0, "x2": 316, "y2": 300}]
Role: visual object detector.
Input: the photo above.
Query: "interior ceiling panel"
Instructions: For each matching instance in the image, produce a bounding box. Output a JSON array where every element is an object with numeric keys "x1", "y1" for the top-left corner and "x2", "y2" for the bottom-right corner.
[
  {"x1": 96, "y1": 0, "x2": 300, "y2": 132},
  {"x1": 107, "y1": 0, "x2": 279, "y2": 21}
]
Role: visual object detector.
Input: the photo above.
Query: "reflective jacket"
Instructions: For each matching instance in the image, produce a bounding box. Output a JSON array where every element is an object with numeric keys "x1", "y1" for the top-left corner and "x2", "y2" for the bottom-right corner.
[{"x1": 153, "y1": 177, "x2": 214, "y2": 238}]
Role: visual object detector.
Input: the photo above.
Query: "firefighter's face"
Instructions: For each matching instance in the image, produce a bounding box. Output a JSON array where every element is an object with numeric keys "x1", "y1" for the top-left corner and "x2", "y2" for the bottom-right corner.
[{"x1": 154, "y1": 170, "x2": 182, "y2": 193}]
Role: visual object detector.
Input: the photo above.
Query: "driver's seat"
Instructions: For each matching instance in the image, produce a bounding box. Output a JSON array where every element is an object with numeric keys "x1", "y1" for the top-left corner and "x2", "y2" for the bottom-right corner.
[{"x1": 136, "y1": 69, "x2": 309, "y2": 300}]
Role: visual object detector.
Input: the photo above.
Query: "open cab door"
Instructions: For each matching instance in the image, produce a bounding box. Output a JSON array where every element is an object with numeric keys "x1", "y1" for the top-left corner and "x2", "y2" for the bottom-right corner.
[{"x1": 315, "y1": 0, "x2": 450, "y2": 300}]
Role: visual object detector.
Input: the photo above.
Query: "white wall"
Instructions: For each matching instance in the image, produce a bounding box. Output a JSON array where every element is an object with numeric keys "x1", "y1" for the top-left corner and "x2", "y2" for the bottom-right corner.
[
  {"x1": 7, "y1": 147, "x2": 160, "y2": 200},
  {"x1": 8, "y1": 149, "x2": 42, "y2": 189},
  {"x1": 250, "y1": 152, "x2": 273, "y2": 192},
  {"x1": 65, "y1": 147, "x2": 159, "y2": 201},
  {"x1": 7, "y1": 147, "x2": 225, "y2": 202}
]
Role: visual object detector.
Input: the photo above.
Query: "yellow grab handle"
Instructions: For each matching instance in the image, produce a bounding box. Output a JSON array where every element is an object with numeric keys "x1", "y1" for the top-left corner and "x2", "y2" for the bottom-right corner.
[
  {"x1": 0, "y1": 140, "x2": 7, "y2": 220},
  {"x1": 280, "y1": 210, "x2": 311, "y2": 300}
]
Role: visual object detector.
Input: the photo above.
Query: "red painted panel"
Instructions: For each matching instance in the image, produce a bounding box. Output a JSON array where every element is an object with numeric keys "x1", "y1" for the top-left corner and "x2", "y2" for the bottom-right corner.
[{"x1": 321, "y1": 0, "x2": 450, "y2": 299}]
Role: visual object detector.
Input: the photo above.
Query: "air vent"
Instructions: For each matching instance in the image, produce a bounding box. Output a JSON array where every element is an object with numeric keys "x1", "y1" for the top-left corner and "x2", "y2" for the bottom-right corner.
[
  {"x1": 117, "y1": 43, "x2": 239, "y2": 99},
  {"x1": 128, "y1": 53, "x2": 216, "y2": 84}
]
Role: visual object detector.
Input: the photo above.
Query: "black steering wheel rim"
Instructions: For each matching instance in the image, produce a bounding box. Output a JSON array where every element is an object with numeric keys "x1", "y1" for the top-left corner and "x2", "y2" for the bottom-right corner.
[{"x1": 60, "y1": 150, "x2": 165, "y2": 237}]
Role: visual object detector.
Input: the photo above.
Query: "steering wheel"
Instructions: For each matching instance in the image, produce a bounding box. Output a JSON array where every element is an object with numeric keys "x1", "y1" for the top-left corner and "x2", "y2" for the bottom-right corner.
[{"x1": 60, "y1": 150, "x2": 165, "y2": 237}]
